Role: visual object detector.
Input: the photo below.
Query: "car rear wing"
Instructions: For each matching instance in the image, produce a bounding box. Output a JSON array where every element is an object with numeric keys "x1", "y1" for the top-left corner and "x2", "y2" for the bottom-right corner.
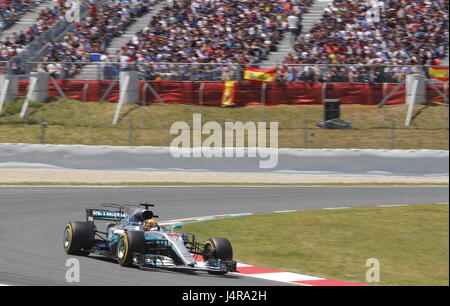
[{"x1": 86, "y1": 208, "x2": 127, "y2": 222}]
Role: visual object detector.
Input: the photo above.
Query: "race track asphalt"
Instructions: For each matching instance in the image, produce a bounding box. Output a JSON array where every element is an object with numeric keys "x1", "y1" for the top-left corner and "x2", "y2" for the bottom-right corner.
[{"x1": 0, "y1": 186, "x2": 448, "y2": 286}]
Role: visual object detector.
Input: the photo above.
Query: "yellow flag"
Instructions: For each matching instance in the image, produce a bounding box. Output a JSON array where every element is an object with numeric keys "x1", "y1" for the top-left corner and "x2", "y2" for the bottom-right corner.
[{"x1": 221, "y1": 81, "x2": 236, "y2": 106}]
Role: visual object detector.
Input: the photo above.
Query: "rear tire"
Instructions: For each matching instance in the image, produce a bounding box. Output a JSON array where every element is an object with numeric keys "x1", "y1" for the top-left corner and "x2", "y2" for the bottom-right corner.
[
  {"x1": 117, "y1": 231, "x2": 146, "y2": 267},
  {"x1": 63, "y1": 222, "x2": 95, "y2": 256},
  {"x1": 204, "y1": 238, "x2": 233, "y2": 275}
]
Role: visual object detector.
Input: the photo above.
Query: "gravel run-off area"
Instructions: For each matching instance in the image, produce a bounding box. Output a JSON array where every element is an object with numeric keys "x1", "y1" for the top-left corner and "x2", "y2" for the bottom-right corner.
[{"x1": 0, "y1": 169, "x2": 447, "y2": 185}]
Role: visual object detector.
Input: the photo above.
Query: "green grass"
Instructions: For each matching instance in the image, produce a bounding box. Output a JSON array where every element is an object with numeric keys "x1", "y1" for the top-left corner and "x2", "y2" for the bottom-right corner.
[
  {"x1": 0, "y1": 99, "x2": 448, "y2": 149},
  {"x1": 179, "y1": 204, "x2": 449, "y2": 286}
]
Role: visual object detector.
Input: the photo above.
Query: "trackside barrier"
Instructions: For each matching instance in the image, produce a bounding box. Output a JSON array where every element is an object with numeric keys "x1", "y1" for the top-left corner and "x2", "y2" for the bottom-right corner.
[
  {"x1": 0, "y1": 144, "x2": 447, "y2": 177},
  {"x1": 10, "y1": 80, "x2": 449, "y2": 105},
  {"x1": 406, "y1": 74, "x2": 426, "y2": 106},
  {"x1": 29, "y1": 72, "x2": 48, "y2": 103}
]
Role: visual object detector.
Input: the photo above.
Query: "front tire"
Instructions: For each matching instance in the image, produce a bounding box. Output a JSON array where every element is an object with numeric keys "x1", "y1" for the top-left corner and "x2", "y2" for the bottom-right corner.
[
  {"x1": 117, "y1": 231, "x2": 146, "y2": 267},
  {"x1": 204, "y1": 238, "x2": 233, "y2": 275},
  {"x1": 63, "y1": 222, "x2": 94, "y2": 256}
]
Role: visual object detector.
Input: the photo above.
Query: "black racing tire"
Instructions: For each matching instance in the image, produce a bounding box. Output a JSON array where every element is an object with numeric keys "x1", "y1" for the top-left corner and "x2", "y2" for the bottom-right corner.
[
  {"x1": 204, "y1": 238, "x2": 233, "y2": 275},
  {"x1": 117, "y1": 231, "x2": 146, "y2": 267},
  {"x1": 63, "y1": 221, "x2": 95, "y2": 256}
]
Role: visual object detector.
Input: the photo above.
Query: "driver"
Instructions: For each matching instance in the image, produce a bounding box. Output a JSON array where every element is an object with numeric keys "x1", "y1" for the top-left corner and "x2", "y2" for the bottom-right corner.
[{"x1": 143, "y1": 219, "x2": 159, "y2": 231}]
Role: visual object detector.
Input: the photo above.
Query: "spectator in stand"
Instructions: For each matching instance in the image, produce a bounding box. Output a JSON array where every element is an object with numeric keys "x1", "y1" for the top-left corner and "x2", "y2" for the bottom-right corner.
[{"x1": 287, "y1": 13, "x2": 301, "y2": 43}]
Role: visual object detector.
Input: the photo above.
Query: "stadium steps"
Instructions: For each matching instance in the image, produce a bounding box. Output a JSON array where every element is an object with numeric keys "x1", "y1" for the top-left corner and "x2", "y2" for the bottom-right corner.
[
  {"x1": 301, "y1": 0, "x2": 332, "y2": 33},
  {"x1": 76, "y1": 1, "x2": 168, "y2": 80},
  {"x1": 258, "y1": 0, "x2": 332, "y2": 69},
  {"x1": 0, "y1": 0, "x2": 53, "y2": 40}
]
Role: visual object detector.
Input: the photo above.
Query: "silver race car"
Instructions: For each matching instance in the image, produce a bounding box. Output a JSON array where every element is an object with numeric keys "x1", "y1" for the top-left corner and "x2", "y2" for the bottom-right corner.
[{"x1": 63, "y1": 204, "x2": 237, "y2": 275}]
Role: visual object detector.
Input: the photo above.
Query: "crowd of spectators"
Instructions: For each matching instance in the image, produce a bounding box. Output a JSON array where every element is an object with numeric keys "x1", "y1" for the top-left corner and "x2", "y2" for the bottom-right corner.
[
  {"x1": 3, "y1": 0, "x2": 448, "y2": 83},
  {"x1": 37, "y1": 0, "x2": 157, "y2": 78},
  {"x1": 119, "y1": 0, "x2": 312, "y2": 65},
  {"x1": 105, "y1": 0, "x2": 311, "y2": 81},
  {"x1": 0, "y1": 0, "x2": 39, "y2": 32},
  {"x1": 0, "y1": 0, "x2": 69, "y2": 63},
  {"x1": 276, "y1": 64, "x2": 425, "y2": 83},
  {"x1": 281, "y1": 0, "x2": 448, "y2": 82},
  {"x1": 36, "y1": 0, "x2": 313, "y2": 80}
]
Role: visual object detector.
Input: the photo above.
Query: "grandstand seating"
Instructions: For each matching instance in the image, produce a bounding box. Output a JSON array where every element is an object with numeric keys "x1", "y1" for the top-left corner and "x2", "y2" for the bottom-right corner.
[
  {"x1": 0, "y1": 0, "x2": 35, "y2": 32},
  {"x1": 36, "y1": 0, "x2": 314, "y2": 80},
  {"x1": 1, "y1": 0, "x2": 448, "y2": 83},
  {"x1": 116, "y1": 0, "x2": 312, "y2": 64},
  {"x1": 0, "y1": 1, "x2": 68, "y2": 62},
  {"x1": 38, "y1": 0, "x2": 156, "y2": 78},
  {"x1": 279, "y1": 0, "x2": 449, "y2": 83},
  {"x1": 284, "y1": 0, "x2": 448, "y2": 66}
]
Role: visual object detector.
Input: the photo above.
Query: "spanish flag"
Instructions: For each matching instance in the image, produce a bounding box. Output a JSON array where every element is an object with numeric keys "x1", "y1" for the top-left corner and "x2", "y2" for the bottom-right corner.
[
  {"x1": 243, "y1": 67, "x2": 277, "y2": 82},
  {"x1": 429, "y1": 67, "x2": 449, "y2": 82},
  {"x1": 221, "y1": 81, "x2": 236, "y2": 106}
]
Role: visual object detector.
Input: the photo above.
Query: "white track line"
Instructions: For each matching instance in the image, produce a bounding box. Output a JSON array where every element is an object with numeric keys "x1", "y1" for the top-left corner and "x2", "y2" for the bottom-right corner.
[
  {"x1": 273, "y1": 210, "x2": 298, "y2": 213},
  {"x1": 377, "y1": 204, "x2": 409, "y2": 207},
  {"x1": 0, "y1": 185, "x2": 447, "y2": 188}
]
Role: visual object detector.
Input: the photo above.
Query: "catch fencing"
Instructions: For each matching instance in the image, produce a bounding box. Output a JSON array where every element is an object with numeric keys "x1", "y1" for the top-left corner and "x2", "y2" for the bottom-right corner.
[
  {"x1": 22, "y1": 62, "x2": 448, "y2": 84},
  {"x1": 6, "y1": 78, "x2": 448, "y2": 105}
]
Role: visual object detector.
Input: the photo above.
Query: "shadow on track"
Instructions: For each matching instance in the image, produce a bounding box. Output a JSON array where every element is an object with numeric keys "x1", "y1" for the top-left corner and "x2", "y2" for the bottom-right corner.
[{"x1": 86, "y1": 255, "x2": 243, "y2": 280}]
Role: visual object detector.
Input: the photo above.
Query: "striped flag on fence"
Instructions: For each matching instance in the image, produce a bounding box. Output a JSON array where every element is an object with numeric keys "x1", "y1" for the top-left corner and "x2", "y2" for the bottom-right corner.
[
  {"x1": 429, "y1": 67, "x2": 449, "y2": 82},
  {"x1": 243, "y1": 67, "x2": 277, "y2": 82},
  {"x1": 221, "y1": 81, "x2": 237, "y2": 106}
]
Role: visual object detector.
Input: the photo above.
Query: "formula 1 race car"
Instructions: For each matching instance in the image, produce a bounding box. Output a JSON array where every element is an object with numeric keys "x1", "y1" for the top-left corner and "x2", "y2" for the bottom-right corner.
[{"x1": 63, "y1": 204, "x2": 237, "y2": 275}]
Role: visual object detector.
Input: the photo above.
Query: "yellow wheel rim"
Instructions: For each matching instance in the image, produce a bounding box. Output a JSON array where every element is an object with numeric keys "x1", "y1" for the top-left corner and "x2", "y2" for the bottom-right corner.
[
  {"x1": 117, "y1": 234, "x2": 129, "y2": 264},
  {"x1": 63, "y1": 224, "x2": 73, "y2": 252}
]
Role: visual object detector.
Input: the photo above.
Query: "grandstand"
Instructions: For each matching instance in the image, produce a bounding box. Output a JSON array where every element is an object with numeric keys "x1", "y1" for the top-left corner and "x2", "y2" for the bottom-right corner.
[
  {"x1": 76, "y1": 0, "x2": 165, "y2": 80},
  {"x1": 259, "y1": 0, "x2": 330, "y2": 68},
  {"x1": 35, "y1": 0, "x2": 315, "y2": 80},
  {"x1": 287, "y1": 0, "x2": 448, "y2": 65},
  {"x1": 0, "y1": 0, "x2": 448, "y2": 96},
  {"x1": 281, "y1": 0, "x2": 449, "y2": 82}
]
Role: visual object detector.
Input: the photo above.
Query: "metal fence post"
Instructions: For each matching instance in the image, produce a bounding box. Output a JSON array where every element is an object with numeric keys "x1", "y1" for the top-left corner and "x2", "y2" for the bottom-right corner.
[
  {"x1": 128, "y1": 118, "x2": 133, "y2": 146},
  {"x1": 40, "y1": 117, "x2": 47, "y2": 144},
  {"x1": 444, "y1": 109, "x2": 449, "y2": 131},
  {"x1": 390, "y1": 120, "x2": 396, "y2": 149},
  {"x1": 303, "y1": 120, "x2": 308, "y2": 148}
]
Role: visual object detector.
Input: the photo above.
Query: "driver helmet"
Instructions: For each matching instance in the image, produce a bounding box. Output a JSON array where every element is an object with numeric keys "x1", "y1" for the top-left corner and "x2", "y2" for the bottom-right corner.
[{"x1": 143, "y1": 219, "x2": 159, "y2": 231}]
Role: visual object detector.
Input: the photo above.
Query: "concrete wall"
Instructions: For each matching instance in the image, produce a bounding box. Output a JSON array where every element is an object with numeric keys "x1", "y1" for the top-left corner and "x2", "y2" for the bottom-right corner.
[
  {"x1": 0, "y1": 75, "x2": 18, "y2": 102},
  {"x1": 0, "y1": 143, "x2": 447, "y2": 177},
  {"x1": 29, "y1": 72, "x2": 48, "y2": 103},
  {"x1": 406, "y1": 74, "x2": 426, "y2": 105},
  {"x1": 120, "y1": 71, "x2": 139, "y2": 104}
]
